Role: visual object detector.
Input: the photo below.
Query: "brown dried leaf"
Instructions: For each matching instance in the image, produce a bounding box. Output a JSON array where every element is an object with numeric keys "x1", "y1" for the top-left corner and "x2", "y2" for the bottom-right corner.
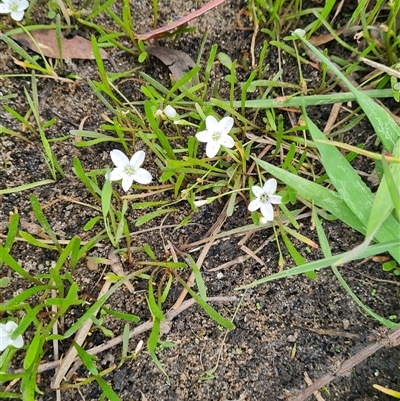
[
  {"x1": 145, "y1": 45, "x2": 196, "y2": 82},
  {"x1": 10, "y1": 30, "x2": 110, "y2": 60}
]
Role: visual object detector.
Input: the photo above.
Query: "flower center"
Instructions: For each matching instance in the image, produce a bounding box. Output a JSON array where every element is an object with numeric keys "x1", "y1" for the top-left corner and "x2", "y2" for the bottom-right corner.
[
  {"x1": 260, "y1": 194, "x2": 269, "y2": 203},
  {"x1": 124, "y1": 165, "x2": 136, "y2": 176},
  {"x1": 211, "y1": 131, "x2": 221, "y2": 141},
  {"x1": 10, "y1": 2, "x2": 19, "y2": 11}
]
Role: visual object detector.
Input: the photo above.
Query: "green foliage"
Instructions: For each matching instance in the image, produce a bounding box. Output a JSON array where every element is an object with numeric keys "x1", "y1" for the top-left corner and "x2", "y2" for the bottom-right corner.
[{"x1": 1, "y1": 0, "x2": 400, "y2": 399}]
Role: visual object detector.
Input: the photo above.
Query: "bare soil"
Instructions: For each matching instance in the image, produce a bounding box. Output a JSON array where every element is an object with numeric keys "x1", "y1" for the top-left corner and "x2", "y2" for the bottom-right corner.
[{"x1": 1, "y1": 1, "x2": 399, "y2": 400}]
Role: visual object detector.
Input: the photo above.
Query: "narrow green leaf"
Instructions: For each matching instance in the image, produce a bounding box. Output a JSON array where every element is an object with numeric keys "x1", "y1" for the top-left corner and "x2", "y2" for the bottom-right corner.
[
  {"x1": 147, "y1": 275, "x2": 165, "y2": 321},
  {"x1": 0, "y1": 179, "x2": 56, "y2": 195},
  {"x1": 296, "y1": 33, "x2": 400, "y2": 152},
  {"x1": 144, "y1": 101, "x2": 176, "y2": 160},
  {"x1": 101, "y1": 307, "x2": 140, "y2": 323},
  {"x1": 135, "y1": 208, "x2": 177, "y2": 227},
  {"x1": 74, "y1": 342, "x2": 99, "y2": 376},
  {"x1": 30, "y1": 195, "x2": 61, "y2": 252},
  {"x1": 313, "y1": 210, "x2": 396, "y2": 328},
  {"x1": 24, "y1": 323, "x2": 43, "y2": 370},
  {"x1": 148, "y1": 318, "x2": 160, "y2": 354},
  {"x1": 1, "y1": 245, "x2": 44, "y2": 285},
  {"x1": 96, "y1": 376, "x2": 121, "y2": 401},
  {"x1": 185, "y1": 254, "x2": 207, "y2": 301},
  {"x1": 174, "y1": 272, "x2": 234, "y2": 330},
  {"x1": 4, "y1": 212, "x2": 19, "y2": 253},
  {"x1": 72, "y1": 157, "x2": 102, "y2": 203},
  {"x1": 236, "y1": 239, "x2": 400, "y2": 290}
]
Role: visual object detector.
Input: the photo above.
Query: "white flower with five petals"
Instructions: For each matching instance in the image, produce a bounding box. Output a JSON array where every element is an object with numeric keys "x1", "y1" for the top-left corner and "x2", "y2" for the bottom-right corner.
[
  {"x1": 0, "y1": 0, "x2": 29, "y2": 21},
  {"x1": 248, "y1": 178, "x2": 282, "y2": 222},
  {"x1": 106, "y1": 149, "x2": 152, "y2": 192},
  {"x1": 196, "y1": 115, "x2": 235, "y2": 158},
  {"x1": 0, "y1": 321, "x2": 24, "y2": 352}
]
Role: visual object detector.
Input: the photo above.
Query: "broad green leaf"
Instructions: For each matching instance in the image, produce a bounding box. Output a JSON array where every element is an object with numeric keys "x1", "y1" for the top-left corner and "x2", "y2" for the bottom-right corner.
[{"x1": 306, "y1": 116, "x2": 400, "y2": 263}]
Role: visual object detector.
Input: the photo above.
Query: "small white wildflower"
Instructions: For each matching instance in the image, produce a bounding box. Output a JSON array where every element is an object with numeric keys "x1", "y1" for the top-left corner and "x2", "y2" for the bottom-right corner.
[
  {"x1": 248, "y1": 178, "x2": 282, "y2": 222},
  {"x1": 0, "y1": 0, "x2": 29, "y2": 21},
  {"x1": 163, "y1": 105, "x2": 177, "y2": 119},
  {"x1": 195, "y1": 115, "x2": 235, "y2": 158},
  {"x1": 0, "y1": 321, "x2": 24, "y2": 352},
  {"x1": 106, "y1": 149, "x2": 152, "y2": 192}
]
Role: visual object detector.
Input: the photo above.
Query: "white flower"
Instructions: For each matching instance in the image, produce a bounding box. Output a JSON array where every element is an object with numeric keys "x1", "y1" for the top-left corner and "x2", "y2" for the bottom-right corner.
[
  {"x1": 0, "y1": 0, "x2": 29, "y2": 21},
  {"x1": 195, "y1": 115, "x2": 235, "y2": 158},
  {"x1": 163, "y1": 105, "x2": 177, "y2": 119},
  {"x1": 106, "y1": 149, "x2": 152, "y2": 192},
  {"x1": 0, "y1": 321, "x2": 24, "y2": 351},
  {"x1": 248, "y1": 178, "x2": 282, "y2": 222}
]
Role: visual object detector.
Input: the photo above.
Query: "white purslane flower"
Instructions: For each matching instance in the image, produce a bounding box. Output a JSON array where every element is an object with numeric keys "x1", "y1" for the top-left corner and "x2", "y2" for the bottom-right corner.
[
  {"x1": 0, "y1": 321, "x2": 24, "y2": 352},
  {"x1": 0, "y1": 0, "x2": 29, "y2": 21},
  {"x1": 106, "y1": 149, "x2": 152, "y2": 192},
  {"x1": 248, "y1": 178, "x2": 282, "y2": 222},
  {"x1": 196, "y1": 115, "x2": 235, "y2": 158}
]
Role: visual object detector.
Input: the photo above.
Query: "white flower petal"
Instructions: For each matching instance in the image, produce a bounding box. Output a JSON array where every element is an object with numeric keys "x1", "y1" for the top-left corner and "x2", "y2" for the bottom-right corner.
[
  {"x1": 218, "y1": 116, "x2": 234, "y2": 135},
  {"x1": 263, "y1": 178, "x2": 277, "y2": 195},
  {"x1": 5, "y1": 321, "x2": 18, "y2": 332},
  {"x1": 107, "y1": 168, "x2": 125, "y2": 182},
  {"x1": 11, "y1": 10, "x2": 24, "y2": 20},
  {"x1": 205, "y1": 115, "x2": 219, "y2": 132},
  {"x1": 129, "y1": 150, "x2": 145, "y2": 169},
  {"x1": 260, "y1": 202, "x2": 274, "y2": 221},
  {"x1": 268, "y1": 195, "x2": 282, "y2": 204},
  {"x1": 12, "y1": 334, "x2": 24, "y2": 349},
  {"x1": 193, "y1": 199, "x2": 208, "y2": 207},
  {"x1": 248, "y1": 198, "x2": 261, "y2": 212},
  {"x1": 121, "y1": 176, "x2": 134, "y2": 192},
  {"x1": 196, "y1": 130, "x2": 212, "y2": 142},
  {"x1": 0, "y1": 3, "x2": 11, "y2": 12},
  {"x1": 0, "y1": 322, "x2": 23, "y2": 351},
  {"x1": 0, "y1": 335, "x2": 12, "y2": 352},
  {"x1": 164, "y1": 105, "x2": 177, "y2": 119},
  {"x1": 206, "y1": 141, "x2": 220, "y2": 158},
  {"x1": 251, "y1": 186, "x2": 263, "y2": 198},
  {"x1": 219, "y1": 134, "x2": 235, "y2": 149},
  {"x1": 110, "y1": 149, "x2": 129, "y2": 169},
  {"x1": 20, "y1": 0, "x2": 29, "y2": 9},
  {"x1": 132, "y1": 168, "x2": 152, "y2": 184}
]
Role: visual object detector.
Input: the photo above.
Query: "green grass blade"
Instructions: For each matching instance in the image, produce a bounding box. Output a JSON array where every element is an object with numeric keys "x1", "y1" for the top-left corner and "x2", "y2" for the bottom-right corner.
[
  {"x1": 73, "y1": 342, "x2": 99, "y2": 376},
  {"x1": 236, "y1": 239, "x2": 400, "y2": 290},
  {"x1": 173, "y1": 272, "x2": 234, "y2": 330},
  {"x1": 1, "y1": 245, "x2": 44, "y2": 285},
  {"x1": 306, "y1": 116, "x2": 400, "y2": 263},
  {"x1": 30, "y1": 195, "x2": 62, "y2": 252},
  {"x1": 0, "y1": 179, "x2": 56, "y2": 195},
  {"x1": 296, "y1": 32, "x2": 400, "y2": 152},
  {"x1": 313, "y1": 210, "x2": 397, "y2": 328}
]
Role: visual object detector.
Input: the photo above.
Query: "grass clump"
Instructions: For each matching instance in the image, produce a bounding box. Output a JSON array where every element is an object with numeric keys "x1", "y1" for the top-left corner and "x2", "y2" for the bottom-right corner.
[{"x1": 1, "y1": 0, "x2": 399, "y2": 399}]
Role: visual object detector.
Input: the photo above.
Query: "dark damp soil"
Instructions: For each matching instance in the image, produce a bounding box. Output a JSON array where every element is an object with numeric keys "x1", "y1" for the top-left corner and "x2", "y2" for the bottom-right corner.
[{"x1": 1, "y1": 1, "x2": 399, "y2": 401}]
